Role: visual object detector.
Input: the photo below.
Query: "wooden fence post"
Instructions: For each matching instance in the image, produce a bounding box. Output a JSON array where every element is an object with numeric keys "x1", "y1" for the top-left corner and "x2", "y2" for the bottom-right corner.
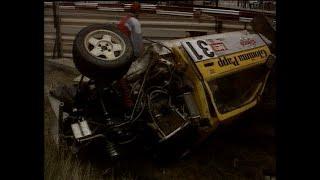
[{"x1": 53, "y1": 2, "x2": 63, "y2": 58}]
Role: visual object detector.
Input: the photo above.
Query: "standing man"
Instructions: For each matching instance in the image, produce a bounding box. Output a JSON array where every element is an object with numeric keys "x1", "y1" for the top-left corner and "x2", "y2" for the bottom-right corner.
[{"x1": 117, "y1": 2, "x2": 144, "y2": 58}]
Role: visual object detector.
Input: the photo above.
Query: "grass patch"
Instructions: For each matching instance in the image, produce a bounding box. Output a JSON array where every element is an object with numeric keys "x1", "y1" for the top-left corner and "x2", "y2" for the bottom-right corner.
[{"x1": 44, "y1": 137, "x2": 100, "y2": 180}]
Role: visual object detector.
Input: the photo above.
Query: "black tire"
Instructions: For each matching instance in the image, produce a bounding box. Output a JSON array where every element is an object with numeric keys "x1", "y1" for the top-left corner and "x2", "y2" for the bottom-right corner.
[{"x1": 73, "y1": 24, "x2": 134, "y2": 80}]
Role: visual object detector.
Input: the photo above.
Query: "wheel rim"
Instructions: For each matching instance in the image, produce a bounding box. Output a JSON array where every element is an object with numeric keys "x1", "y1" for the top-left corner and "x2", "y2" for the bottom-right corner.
[{"x1": 84, "y1": 29, "x2": 126, "y2": 61}]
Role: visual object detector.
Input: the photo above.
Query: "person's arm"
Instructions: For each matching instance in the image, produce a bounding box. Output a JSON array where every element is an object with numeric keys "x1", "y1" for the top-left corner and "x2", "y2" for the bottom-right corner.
[{"x1": 125, "y1": 17, "x2": 144, "y2": 57}]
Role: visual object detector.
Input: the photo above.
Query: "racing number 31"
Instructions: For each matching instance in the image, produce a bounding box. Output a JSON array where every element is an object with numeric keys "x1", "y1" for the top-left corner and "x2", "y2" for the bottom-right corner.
[{"x1": 185, "y1": 40, "x2": 215, "y2": 61}]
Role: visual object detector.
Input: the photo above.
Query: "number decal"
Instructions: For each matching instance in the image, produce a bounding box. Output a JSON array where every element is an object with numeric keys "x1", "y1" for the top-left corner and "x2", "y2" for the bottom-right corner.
[
  {"x1": 197, "y1": 40, "x2": 215, "y2": 57},
  {"x1": 185, "y1": 41, "x2": 203, "y2": 60},
  {"x1": 182, "y1": 39, "x2": 216, "y2": 62}
]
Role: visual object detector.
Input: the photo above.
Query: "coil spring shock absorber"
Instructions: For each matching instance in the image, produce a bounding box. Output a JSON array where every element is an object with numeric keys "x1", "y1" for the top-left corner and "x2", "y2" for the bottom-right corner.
[
  {"x1": 117, "y1": 78, "x2": 134, "y2": 109},
  {"x1": 105, "y1": 141, "x2": 119, "y2": 159}
]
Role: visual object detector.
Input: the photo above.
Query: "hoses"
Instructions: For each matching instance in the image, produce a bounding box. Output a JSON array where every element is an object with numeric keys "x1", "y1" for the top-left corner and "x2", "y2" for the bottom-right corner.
[{"x1": 129, "y1": 52, "x2": 155, "y2": 122}]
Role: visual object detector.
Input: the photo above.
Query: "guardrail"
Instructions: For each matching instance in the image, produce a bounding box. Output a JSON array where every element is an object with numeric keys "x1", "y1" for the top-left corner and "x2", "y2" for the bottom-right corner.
[{"x1": 44, "y1": 2, "x2": 275, "y2": 59}]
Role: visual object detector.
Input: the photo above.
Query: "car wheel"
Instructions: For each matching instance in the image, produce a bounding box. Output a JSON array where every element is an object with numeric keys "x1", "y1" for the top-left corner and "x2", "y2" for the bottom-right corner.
[{"x1": 72, "y1": 24, "x2": 134, "y2": 81}]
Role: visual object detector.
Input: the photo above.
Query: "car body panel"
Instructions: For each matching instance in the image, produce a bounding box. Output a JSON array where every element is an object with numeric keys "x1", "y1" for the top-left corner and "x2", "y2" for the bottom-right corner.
[{"x1": 158, "y1": 30, "x2": 273, "y2": 127}]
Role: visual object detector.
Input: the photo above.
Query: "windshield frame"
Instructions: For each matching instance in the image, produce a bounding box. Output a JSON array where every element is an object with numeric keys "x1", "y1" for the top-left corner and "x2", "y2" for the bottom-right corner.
[{"x1": 203, "y1": 66, "x2": 271, "y2": 121}]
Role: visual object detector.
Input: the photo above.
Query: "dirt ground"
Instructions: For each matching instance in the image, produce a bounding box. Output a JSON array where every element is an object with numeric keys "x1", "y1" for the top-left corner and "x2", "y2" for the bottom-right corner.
[{"x1": 44, "y1": 61, "x2": 276, "y2": 180}]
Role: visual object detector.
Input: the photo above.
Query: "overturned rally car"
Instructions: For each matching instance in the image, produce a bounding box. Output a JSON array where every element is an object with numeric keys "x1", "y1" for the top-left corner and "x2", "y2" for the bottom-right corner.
[{"x1": 51, "y1": 24, "x2": 275, "y2": 161}]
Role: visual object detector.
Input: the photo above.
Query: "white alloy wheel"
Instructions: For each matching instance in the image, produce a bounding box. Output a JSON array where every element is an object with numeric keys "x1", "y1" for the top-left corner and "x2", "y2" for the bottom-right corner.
[{"x1": 84, "y1": 30, "x2": 126, "y2": 61}]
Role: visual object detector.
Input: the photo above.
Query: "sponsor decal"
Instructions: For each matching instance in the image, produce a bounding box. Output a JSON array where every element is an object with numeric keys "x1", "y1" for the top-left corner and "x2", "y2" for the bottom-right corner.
[
  {"x1": 181, "y1": 35, "x2": 266, "y2": 62},
  {"x1": 240, "y1": 38, "x2": 256, "y2": 46},
  {"x1": 217, "y1": 49, "x2": 268, "y2": 68},
  {"x1": 206, "y1": 39, "x2": 228, "y2": 52}
]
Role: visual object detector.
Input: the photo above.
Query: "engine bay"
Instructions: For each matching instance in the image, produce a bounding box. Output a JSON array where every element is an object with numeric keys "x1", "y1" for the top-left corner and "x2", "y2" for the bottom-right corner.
[{"x1": 53, "y1": 45, "x2": 202, "y2": 160}]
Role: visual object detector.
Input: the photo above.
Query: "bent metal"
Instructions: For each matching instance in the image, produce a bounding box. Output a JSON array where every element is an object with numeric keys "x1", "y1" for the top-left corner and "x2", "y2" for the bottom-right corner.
[{"x1": 218, "y1": 49, "x2": 268, "y2": 67}]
